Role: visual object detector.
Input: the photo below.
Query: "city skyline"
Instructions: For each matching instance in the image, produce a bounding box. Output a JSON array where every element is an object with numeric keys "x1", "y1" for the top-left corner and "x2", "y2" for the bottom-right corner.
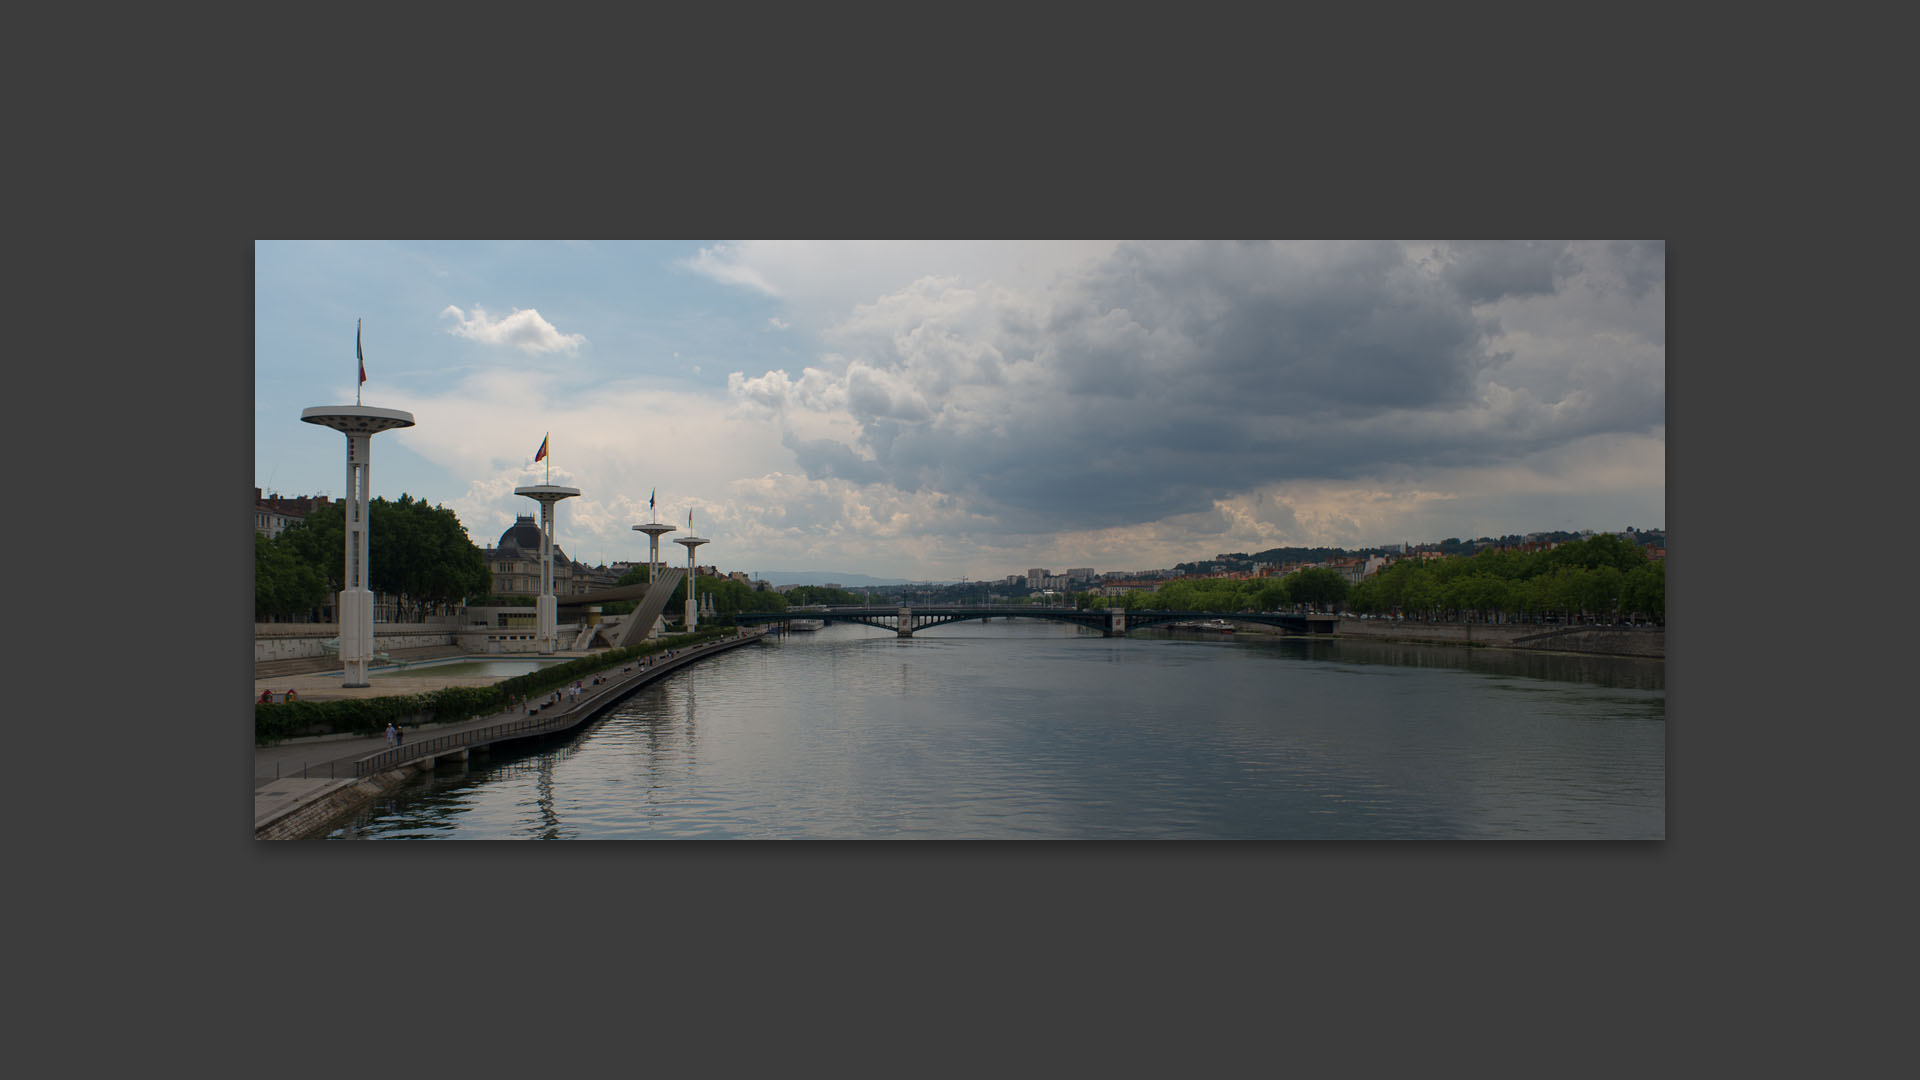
[{"x1": 254, "y1": 240, "x2": 1665, "y2": 580}]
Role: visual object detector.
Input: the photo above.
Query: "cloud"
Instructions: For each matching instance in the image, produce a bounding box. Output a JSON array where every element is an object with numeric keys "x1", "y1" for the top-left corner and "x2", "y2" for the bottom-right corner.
[
  {"x1": 713, "y1": 240, "x2": 1663, "y2": 565},
  {"x1": 679, "y1": 245, "x2": 781, "y2": 295},
  {"x1": 336, "y1": 241, "x2": 1660, "y2": 579},
  {"x1": 440, "y1": 305, "x2": 587, "y2": 354},
  {"x1": 681, "y1": 240, "x2": 1122, "y2": 330},
  {"x1": 1438, "y1": 239, "x2": 1575, "y2": 304}
]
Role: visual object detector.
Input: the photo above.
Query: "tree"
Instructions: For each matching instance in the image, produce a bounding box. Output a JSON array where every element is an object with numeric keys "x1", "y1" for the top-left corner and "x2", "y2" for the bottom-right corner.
[
  {"x1": 277, "y1": 501, "x2": 345, "y2": 588},
  {"x1": 273, "y1": 494, "x2": 491, "y2": 621},
  {"x1": 367, "y1": 494, "x2": 491, "y2": 619},
  {"x1": 1578, "y1": 565, "x2": 1626, "y2": 623},
  {"x1": 784, "y1": 585, "x2": 865, "y2": 607},
  {"x1": 1287, "y1": 568, "x2": 1351, "y2": 612},
  {"x1": 1251, "y1": 578, "x2": 1292, "y2": 612},
  {"x1": 254, "y1": 531, "x2": 328, "y2": 620},
  {"x1": 1623, "y1": 560, "x2": 1665, "y2": 623},
  {"x1": 696, "y1": 577, "x2": 787, "y2": 622}
]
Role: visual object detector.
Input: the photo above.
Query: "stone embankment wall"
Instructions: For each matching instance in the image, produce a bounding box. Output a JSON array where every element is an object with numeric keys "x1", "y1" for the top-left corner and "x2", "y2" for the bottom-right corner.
[
  {"x1": 256, "y1": 768, "x2": 420, "y2": 840},
  {"x1": 254, "y1": 624, "x2": 458, "y2": 662},
  {"x1": 1333, "y1": 619, "x2": 1663, "y2": 659}
]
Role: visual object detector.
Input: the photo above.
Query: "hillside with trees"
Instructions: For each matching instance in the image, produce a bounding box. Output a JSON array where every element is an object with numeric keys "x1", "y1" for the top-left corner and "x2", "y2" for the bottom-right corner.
[
  {"x1": 781, "y1": 585, "x2": 867, "y2": 607},
  {"x1": 1079, "y1": 534, "x2": 1661, "y2": 625},
  {"x1": 1348, "y1": 533, "x2": 1662, "y2": 624}
]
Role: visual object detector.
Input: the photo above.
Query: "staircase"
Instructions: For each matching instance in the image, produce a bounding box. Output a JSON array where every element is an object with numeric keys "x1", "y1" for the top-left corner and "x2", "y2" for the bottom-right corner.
[{"x1": 612, "y1": 568, "x2": 685, "y2": 649}]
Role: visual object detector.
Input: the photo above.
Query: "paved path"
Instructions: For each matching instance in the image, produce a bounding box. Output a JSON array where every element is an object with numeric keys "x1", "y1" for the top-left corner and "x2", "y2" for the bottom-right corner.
[{"x1": 254, "y1": 632, "x2": 766, "y2": 835}]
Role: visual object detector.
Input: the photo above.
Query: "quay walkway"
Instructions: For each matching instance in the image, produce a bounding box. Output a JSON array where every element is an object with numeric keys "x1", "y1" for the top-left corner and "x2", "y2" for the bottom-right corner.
[{"x1": 254, "y1": 629, "x2": 768, "y2": 838}]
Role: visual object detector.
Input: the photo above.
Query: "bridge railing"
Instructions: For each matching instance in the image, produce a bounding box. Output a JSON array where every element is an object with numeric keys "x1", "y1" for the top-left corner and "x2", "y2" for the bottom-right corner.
[{"x1": 352, "y1": 710, "x2": 577, "y2": 777}]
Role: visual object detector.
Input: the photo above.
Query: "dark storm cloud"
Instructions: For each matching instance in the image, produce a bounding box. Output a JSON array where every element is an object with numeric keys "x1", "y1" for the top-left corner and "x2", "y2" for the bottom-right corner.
[
  {"x1": 784, "y1": 434, "x2": 887, "y2": 486},
  {"x1": 1041, "y1": 240, "x2": 1494, "y2": 415},
  {"x1": 738, "y1": 241, "x2": 1663, "y2": 534},
  {"x1": 1439, "y1": 240, "x2": 1575, "y2": 304},
  {"x1": 1606, "y1": 239, "x2": 1665, "y2": 299}
]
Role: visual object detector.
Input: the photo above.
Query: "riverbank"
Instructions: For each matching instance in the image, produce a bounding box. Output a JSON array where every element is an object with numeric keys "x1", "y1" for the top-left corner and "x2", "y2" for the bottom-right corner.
[
  {"x1": 1330, "y1": 617, "x2": 1663, "y2": 658},
  {"x1": 1186, "y1": 616, "x2": 1662, "y2": 658},
  {"x1": 255, "y1": 630, "x2": 766, "y2": 838}
]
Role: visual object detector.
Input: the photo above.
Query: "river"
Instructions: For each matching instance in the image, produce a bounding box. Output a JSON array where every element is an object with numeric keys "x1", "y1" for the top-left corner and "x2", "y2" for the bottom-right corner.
[{"x1": 324, "y1": 619, "x2": 1665, "y2": 839}]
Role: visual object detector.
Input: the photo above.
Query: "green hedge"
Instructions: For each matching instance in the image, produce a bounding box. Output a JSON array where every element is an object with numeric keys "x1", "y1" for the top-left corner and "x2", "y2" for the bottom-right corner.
[{"x1": 255, "y1": 629, "x2": 731, "y2": 745}]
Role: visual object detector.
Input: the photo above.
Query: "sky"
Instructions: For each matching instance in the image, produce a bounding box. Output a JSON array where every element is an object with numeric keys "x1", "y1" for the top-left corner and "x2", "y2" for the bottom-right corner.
[{"x1": 254, "y1": 240, "x2": 1665, "y2": 582}]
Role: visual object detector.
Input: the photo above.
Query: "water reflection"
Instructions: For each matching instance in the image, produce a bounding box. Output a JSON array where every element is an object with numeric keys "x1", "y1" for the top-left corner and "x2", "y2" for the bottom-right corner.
[
  {"x1": 326, "y1": 621, "x2": 1663, "y2": 839},
  {"x1": 1140, "y1": 628, "x2": 1664, "y2": 691},
  {"x1": 534, "y1": 746, "x2": 559, "y2": 839}
]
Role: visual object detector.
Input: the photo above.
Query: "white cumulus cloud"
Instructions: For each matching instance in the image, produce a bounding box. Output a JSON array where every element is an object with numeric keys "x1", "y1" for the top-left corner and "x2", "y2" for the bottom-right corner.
[
  {"x1": 679, "y1": 244, "x2": 781, "y2": 295},
  {"x1": 440, "y1": 305, "x2": 587, "y2": 354}
]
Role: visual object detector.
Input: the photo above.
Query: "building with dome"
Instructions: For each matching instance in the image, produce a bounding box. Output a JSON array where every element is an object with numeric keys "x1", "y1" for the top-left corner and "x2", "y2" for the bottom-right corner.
[
  {"x1": 484, "y1": 515, "x2": 559, "y2": 598},
  {"x1": 482, "y1": 513, "x2": 621, "y2": 599}
]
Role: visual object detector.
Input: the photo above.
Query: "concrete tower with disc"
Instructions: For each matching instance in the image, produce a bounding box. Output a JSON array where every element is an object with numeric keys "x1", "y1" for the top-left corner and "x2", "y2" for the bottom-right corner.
[
  {"x1": 673, "y1": 514, "x2": 709, "y2": 632},
  {"x1": 300, "y1": 321, "x2": 413, "y2": 686},
  {"x1": 514, "y1": 483, "x2": 581, "y2": 653},
  {"x1": 300, "y1": 405, "x2": 414, "y2": 685},
  {"x1": 632, "y1": 497, "x2": 677, "y2": 582}
]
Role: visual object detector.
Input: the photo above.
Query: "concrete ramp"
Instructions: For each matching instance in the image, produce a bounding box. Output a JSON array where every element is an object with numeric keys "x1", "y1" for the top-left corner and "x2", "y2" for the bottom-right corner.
[{"x1": 613, "y1": 568, "x2": 685, "y2": 649}]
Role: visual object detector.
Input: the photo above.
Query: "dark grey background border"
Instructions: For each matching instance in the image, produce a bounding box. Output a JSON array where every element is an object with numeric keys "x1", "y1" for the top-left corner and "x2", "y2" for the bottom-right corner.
[{"x1": 48, "y1": 51, "x2": 1854, "y2": 1068}]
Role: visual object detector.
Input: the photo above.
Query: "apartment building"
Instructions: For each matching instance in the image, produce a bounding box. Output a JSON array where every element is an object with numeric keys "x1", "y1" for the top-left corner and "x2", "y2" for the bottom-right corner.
[{"x1": 254, "y1": 488, "x2": 330, "y2": 540}]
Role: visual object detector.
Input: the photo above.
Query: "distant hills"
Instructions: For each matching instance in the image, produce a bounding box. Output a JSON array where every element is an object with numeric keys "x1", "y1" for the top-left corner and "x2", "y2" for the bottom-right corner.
[{"x1": 755, "y1": 570, "x2": 955, "y2": 588}]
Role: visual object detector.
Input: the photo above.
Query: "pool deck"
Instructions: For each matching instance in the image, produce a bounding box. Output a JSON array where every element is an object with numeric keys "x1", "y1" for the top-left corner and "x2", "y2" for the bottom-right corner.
[{"x1": 253, "y1": 648, "x2": 597, "y2": 702}]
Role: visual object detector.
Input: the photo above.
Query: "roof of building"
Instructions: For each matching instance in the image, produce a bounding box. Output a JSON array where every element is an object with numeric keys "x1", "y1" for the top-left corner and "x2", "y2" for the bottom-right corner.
[{"x1": 497, "y1": 515, "x2": 544, "y2": 552}]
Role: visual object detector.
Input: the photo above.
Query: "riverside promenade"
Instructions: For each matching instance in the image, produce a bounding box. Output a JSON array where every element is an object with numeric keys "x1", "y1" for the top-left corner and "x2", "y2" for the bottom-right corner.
[{"x1": 254, "y1": 629, "x2": 767, "y2": 838}]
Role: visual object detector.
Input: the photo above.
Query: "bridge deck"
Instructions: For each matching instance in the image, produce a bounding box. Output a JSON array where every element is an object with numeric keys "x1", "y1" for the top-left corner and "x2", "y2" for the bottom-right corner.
[{"x1": 735, "y1": 608, "x2": 1332, "y2": 636}]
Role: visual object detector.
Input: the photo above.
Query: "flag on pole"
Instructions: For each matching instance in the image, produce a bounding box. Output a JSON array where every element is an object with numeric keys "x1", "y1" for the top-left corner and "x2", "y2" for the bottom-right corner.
[
  {"x1": 650, "y1": 488, "x2": 655, "y2": 511},
  {"x1": 535, "y1": 434, "x2": 548, "y2": 462},
  {"x1": 356, "y1": 319, "x2": 366, "y2": 385}
]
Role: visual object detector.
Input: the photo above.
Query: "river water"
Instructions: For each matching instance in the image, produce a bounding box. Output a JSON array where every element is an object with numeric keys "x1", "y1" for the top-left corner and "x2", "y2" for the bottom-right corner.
[{"x1": 325, "y1": 620, "x2": 1665, "y2": 840}]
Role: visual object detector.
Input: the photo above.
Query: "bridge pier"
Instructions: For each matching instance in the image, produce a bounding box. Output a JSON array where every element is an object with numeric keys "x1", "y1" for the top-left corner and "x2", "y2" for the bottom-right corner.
[
  {"x1": 1104, "y1": 608, "x2": 1126, "y2": 637},
  {"x1": 897, "y1": 607, "x2": 913, "y2": 637}
]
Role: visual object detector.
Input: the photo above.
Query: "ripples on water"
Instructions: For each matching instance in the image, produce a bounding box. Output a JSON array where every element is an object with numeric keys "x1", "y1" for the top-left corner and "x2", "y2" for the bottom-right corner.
[{"x1": 327, "y1": 621, "x2": 1664, "y2": 840}]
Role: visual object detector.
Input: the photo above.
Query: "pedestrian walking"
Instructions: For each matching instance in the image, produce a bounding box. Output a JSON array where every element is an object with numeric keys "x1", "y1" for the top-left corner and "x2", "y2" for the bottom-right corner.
[
  {"x1": 395, "y1": 724, "x2": 404, "y2": 747},
  {"x1": 386, "y1": 721, "x2": 396, "y2": 746}
]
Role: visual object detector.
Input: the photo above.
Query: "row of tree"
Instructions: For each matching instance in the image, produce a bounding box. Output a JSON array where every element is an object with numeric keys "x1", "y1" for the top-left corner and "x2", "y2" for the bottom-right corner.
[
  {"x1": 1073, "y1": 567, "x2": 1355, "y2": 614},
  {"x1": 254, "y1": 496, "x2": 492, "y2": 621},
  {"x1": 1065, "y1": 534, "x2": 1664, "y2": 624},
  {"x1": 1347, "y1": 535, "x2": 1663, "y2": 623}
]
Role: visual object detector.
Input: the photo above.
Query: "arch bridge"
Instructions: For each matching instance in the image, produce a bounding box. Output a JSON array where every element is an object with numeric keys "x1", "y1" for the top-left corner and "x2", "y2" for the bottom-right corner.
[{"x1": 734, "y1": 606, "x2": 1336, "y2": 638}]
